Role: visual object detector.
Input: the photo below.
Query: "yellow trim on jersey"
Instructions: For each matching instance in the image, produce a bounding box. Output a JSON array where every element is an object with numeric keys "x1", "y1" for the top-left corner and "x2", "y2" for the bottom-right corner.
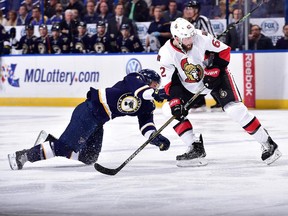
[
  {"x1": 98, "y1": 89, "x2": 112, "y2": 119},
  {"x1": 140, "y1": 122, "x2": 155, "y2": 133}
]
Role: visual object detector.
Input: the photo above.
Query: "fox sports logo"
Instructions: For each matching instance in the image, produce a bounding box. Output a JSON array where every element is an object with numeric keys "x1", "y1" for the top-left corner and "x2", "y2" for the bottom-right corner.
[
  {"x1": 211, "y1": 21, "x2": 225, "y2": 35},
  {"x1": 126, "y1": 58, "x2": 142, "y2": 74},
  {"x1": 261, "y1": 20, "x2": 279, "y2": 35}
]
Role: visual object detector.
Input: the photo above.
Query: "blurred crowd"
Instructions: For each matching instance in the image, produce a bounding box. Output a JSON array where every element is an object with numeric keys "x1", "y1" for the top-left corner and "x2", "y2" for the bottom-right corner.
[{"x1": 0, "y1": 0, "x2": 287, "y2": 55}]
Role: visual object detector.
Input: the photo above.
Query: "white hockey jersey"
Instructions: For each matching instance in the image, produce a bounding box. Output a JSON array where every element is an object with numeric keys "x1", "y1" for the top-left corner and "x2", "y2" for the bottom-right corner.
[{"x1": 157, "y1": 29, "x2": 230, "y2": 95}]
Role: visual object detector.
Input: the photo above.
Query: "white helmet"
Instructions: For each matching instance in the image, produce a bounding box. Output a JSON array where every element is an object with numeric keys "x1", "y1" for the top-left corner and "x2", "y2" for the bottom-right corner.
[{"x1": 170, "y1": 18, "x2": 196, "y2": 39}]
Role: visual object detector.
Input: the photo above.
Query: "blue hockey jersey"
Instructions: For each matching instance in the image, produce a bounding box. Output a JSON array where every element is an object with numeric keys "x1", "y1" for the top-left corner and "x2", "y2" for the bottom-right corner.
[{"x1": 87, "y1": 72, "x2": 157, "y2": 137}]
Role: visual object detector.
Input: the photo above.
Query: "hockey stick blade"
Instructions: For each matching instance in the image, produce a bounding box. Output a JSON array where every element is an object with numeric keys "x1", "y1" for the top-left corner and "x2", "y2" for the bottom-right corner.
[
  {"x1": 94, "y1": 86, "x2": 206, "y2": 175},
  {"x1": 94, "y1": 163, "x2": 120, "y2": 175}
]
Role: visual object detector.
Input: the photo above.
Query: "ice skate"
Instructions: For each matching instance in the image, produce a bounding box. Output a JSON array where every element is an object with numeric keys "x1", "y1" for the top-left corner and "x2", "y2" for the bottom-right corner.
[
  {"x1": 34, "y1": 130, "x2": 48, "y2": 146},
  {"x1": 8, "y1": 150, "x2": 29, "y2": 170},
  {"x1": 261, "y1": 136, "x2": 282, "y2": 165},
  {"x1": 176, "y1": 134, "x2": 208, "y2": 167}
]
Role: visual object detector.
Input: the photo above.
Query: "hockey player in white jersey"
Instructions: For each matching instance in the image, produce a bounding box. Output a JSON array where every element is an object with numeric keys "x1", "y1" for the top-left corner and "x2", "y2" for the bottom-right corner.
[{"x1": 157, "y1": 17, "x2": 281, "y2": 167}]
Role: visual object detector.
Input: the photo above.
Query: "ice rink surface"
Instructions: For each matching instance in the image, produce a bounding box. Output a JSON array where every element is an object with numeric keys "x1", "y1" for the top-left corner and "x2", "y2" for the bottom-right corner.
[{"x1": 0, "y1": 106, "x2": 288, "y2": 216}]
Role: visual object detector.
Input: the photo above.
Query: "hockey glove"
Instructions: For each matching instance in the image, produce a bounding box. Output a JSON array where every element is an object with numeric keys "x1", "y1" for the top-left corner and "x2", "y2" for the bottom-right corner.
[
  {"x1": 152, "y1": 88, "x2": 168, "y2": 103},
  {"x1": 203, "y1": 67, "x2": 221, "y2": 90},
  {"x1": 150, "y1": 133, "x2": 170, "y2": 151},
  {"x1": 169, "y1": 98, "x2": 188, "y2": 121}
]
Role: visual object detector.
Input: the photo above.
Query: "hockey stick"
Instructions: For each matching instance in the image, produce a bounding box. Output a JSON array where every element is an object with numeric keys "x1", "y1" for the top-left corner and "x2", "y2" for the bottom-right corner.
[
  {"x1": 217, "y1": 0, "x2": 264, "y2": 38},
  {"x1": 94, "y1": 86, "x2": 206, "y2": 175}
]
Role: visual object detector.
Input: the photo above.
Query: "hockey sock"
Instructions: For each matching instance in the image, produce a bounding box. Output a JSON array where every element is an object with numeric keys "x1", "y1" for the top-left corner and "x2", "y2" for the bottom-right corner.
[
  {"x1": 224, "y1": 102, "x2": 269, "y2": 143},
  {"x1": 27, "y1": 141, "x2": 55, "y2": 162},
  {"x1": 173, "y1": 119, "x2": 197, "y2": 146}
]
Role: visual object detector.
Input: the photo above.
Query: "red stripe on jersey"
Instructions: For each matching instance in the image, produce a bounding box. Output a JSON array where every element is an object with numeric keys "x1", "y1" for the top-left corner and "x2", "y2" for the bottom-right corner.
[
  {"x1": 219, "y1": 47, "x2": 231, "y2": 62},
  {"x1": 164, "y1": 82, "x2": 171, "y2": 95},
  {"x1": 225, "y1": 69, "x2": 241, "y2": 101},
  {"x1": 243, "y1": 117, "x2": 261, "y2": 135},
  {"x1": 173, "y1": 120, "x2": 193, "y2": 136}
]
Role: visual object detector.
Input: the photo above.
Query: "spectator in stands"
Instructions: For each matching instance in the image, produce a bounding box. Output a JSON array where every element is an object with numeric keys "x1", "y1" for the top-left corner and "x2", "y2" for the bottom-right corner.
[
  {"x1": 50, "y1": 3, "x2": 64, "y2": 24},
  {"x1": 59, "y1": 9, "x2": 78, "y2": 41},
  {"x1": 248, "y1": 24, "x2": 274, "y2": 50},
  {"x1": 90, "y1": 20, "x2": 115, "y2": 53},
  {"x1": 15, "y1": 23, "x2": 37, "y2": 54},
  {"x1": 71, "y1": 8, "x2": 81, "y2": 24},
  {"x1": 124, "y1": 0, "x2": 149, "y2": 22},
  {"x1": 45, "y1": 0, "x2": 58, "y2": 19},
  {"x1": 34, "y1": 24, "x2": 52, "y2": 54},
  {"x1": 95, "y1": 0, "x2": 114, "y2": 14},
  {"x1": 224, "y1": 8, "x2": 245, "y2": 51},
  {"x1": 275, "y1": 24, "x2": 288, "y2": 49},
  {"x1": 65, "y1": 0, "x2": 85, "y2": 20},
  {"x1": 231, "y1": 0, "x2": 267, "y2": 18},
  {"x1": 213, "y1": 0, "x2": 227, "y2": 20},
  {"x1": 149, "y1": 0, "x2": 169, "y2": 18},
  {"x1": 71, "y1": 21, "x2": 91, "y2": 53},
  {"x1": 16, "y1": 5, "x2": 31, "y2": 25},
  {"x1": 95, "y1": 1, "x2": 114, "y2": 24},
  {"x1": 5, "y1": 10, "x2": 17, "y2": 26},
  {"x1": 0, "y1": 10, "x2": 8, "y2": 26},
  {"x1": 22, "y1": 0, "x2": 34, "y2": 18},
  {"x1": 116, "y1": 23, "x2": 144, "y2": 52},
  {"x1": 83, "y1": 1, "x2": 98, "y2": 24},
  {"x1": 108, "y1": 3, "x2": 136, "y2": 40},
  {"x1": 30, "y1": 6, "x2": 51, "y2": 25},
  {"x1": 162, "y1": 0, "x2": 182, "y2": 22},
  {"x1": 146, "y1": 6, "x2": 171, "y2": 52}
]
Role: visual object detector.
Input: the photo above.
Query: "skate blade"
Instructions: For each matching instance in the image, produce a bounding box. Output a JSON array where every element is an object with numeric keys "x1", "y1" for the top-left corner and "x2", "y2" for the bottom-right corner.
[
  {"x1": 34, "y1": 130, "x2": 48, "y2": 146},
  {"x1": 264, "y1": 149, "x2": 282, "y2": 165},
  {"x1": 8, "y1": 153, "x2": 18, "y2": 170},
  {"x1": 176, "y1": 157, "x2": 208, "y2": 167}
]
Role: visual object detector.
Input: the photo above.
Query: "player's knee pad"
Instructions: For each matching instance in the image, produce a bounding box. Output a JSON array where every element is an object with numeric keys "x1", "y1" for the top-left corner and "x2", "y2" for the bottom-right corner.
[{"x1": 224, "y1": 102, "x2": 254, "y2": 127}]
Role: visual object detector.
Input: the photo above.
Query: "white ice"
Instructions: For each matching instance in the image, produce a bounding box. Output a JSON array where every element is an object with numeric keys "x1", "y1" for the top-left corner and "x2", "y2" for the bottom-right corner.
[{"x1": 0, "y1": 106, "x2": 288, "y2": 216}]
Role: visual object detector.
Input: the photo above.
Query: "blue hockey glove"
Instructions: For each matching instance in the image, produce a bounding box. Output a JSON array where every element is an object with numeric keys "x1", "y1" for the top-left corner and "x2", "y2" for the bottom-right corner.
[
  {"x1": 152, "y1": 88, "x2": 168, "y2": 102},
  {"x1": 151, "y1": 31, "x2": 160, "y2": 37},
  {"x1": 150, "y1": 133, "x2": 170, "y2": 151},
  {"x1": 169, "y1": 98, "x2": 188, "y2": 121},
  {"x1": 203, "y1": 67, "x2": 221, "y2": 89}
]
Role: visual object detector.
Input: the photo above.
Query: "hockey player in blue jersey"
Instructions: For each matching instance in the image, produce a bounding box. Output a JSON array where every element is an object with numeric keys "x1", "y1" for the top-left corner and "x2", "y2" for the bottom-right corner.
[{"x1": 8, "y1": 69, "x2": 170, "y2": 170}]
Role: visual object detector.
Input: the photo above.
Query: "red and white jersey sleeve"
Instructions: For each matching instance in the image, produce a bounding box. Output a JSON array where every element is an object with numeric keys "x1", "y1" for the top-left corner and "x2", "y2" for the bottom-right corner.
[{"x1": 157, "y1": 29, "x2": 230, "y2": 95}]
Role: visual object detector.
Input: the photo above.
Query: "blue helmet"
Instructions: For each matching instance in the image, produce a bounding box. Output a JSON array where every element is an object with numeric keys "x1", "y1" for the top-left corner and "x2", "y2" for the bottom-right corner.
[{"x1": 139, "y1": 69, "x2": 161, "y2": 85}]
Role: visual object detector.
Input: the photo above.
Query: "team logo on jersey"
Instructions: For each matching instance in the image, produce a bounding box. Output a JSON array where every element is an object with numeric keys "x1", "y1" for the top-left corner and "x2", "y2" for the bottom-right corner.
[
  {"x1": 180, "y1": 58, "x2": 203, "y2": 83},
  {"x1": 117, "y1": 93, "x2": 141, "y2": 114},
  {"x1": 219, "y1": 88, "x2": 227, "y2": 98},
  {"x1": 94, "y1": 42, "x2": 105, "y2": 53},
  {"x1": 126, "y1": 58, "x2": 142, "y2": 74}
]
